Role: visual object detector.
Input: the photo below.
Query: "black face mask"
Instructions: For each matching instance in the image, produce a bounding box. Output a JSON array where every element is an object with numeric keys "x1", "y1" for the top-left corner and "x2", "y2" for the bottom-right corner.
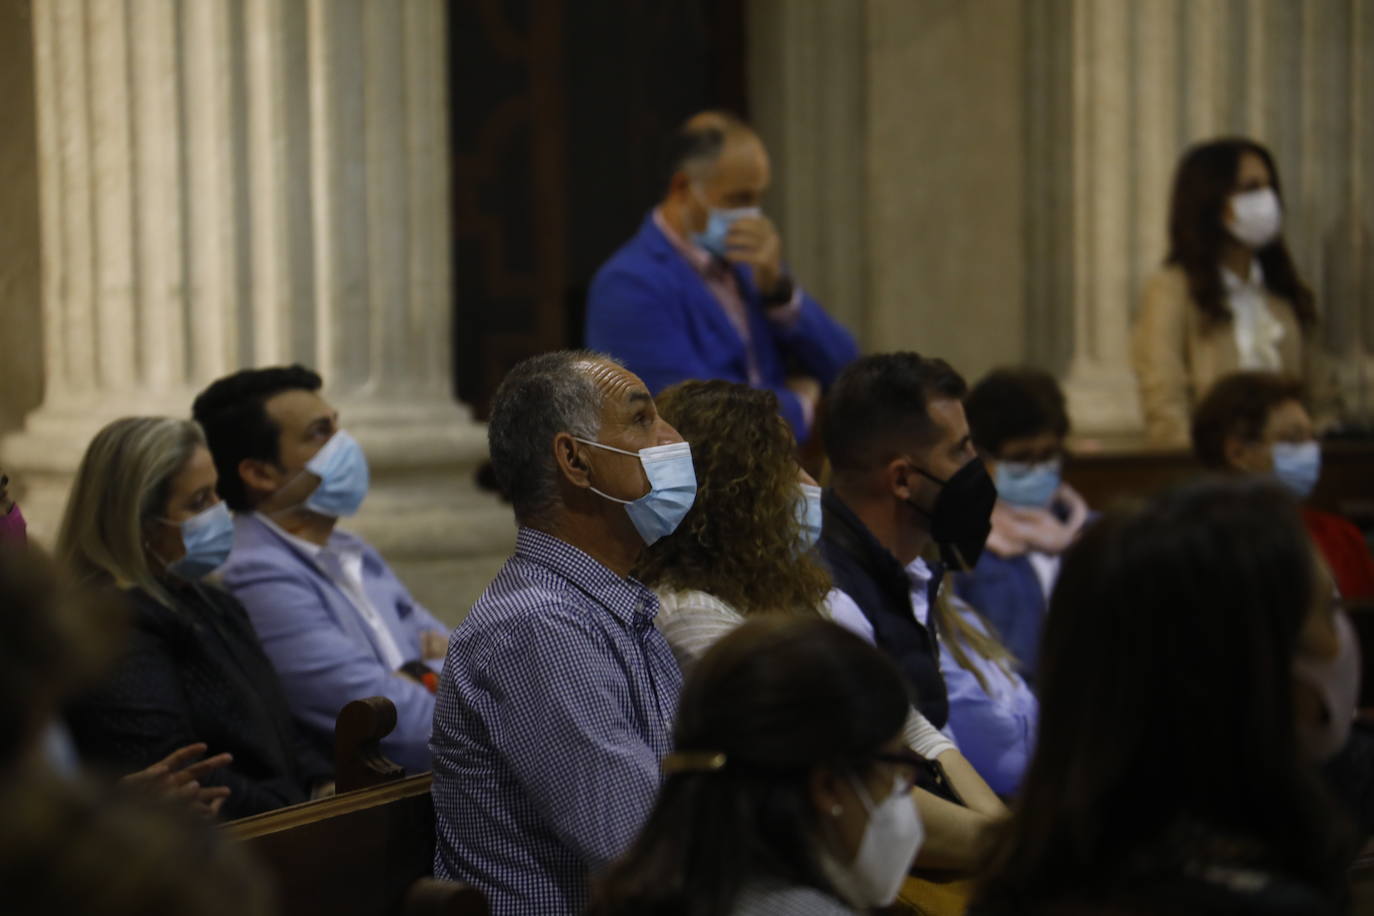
[{"x1": 908, "y1": 456, "x2": 998, "y2": 571}]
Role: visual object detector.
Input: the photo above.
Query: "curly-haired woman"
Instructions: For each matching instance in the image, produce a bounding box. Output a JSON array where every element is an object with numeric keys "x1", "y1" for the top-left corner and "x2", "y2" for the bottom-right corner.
[{"x1": 635, "y1": 379, "x2": 1006, "y2": 870}]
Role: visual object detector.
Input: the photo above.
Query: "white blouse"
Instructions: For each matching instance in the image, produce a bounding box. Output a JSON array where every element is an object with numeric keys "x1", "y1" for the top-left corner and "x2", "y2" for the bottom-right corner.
[
  {"x1": 656, "y1": 588, "x2": 958, "y2": 761},
  {"x1": 1223, "y1": 261, "x2": 1284, "y2": 371}
]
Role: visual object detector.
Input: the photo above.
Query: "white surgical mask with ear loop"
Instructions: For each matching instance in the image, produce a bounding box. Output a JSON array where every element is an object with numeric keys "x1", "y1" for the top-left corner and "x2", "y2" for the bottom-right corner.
[
  {"x1": 821, "y1": 773, "x2": 926, "y2": 908},
  {"x1": 1226, "y1": 187, "x2": 1282, "y2": 250},
  {"x1": 573, "y1": 438, "x2": 698, "y2": 545}
]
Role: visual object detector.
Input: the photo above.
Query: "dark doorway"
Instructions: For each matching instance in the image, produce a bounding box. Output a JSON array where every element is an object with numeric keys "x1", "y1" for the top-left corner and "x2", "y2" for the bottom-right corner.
[{"x1": 449, "y1": 0, "x2": 748, "y2": 416}]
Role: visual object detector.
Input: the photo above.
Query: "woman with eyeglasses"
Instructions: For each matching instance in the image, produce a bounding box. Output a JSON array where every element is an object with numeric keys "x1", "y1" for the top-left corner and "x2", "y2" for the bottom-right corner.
[
  {"x1": 591, "y1": 615, "x2": 925, "y2": 915},
  {"x1": 58, "y1": 417, "x2": 332, "y2": 818}
]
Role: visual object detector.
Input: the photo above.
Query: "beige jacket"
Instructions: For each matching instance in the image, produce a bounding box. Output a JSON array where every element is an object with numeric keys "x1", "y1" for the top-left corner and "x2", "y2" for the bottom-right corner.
[{"x1": 1131, "y1": 265, "x2": 1312, "y2": 447}]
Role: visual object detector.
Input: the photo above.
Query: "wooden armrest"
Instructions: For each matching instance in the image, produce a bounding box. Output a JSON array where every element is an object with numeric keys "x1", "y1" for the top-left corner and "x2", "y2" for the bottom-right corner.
[
  {"x1": 403, "y1": 877, "x2": 490, "y2": 916},
  {"x1": 335, "y1": 696, "x2": 407, "y2": 793}
]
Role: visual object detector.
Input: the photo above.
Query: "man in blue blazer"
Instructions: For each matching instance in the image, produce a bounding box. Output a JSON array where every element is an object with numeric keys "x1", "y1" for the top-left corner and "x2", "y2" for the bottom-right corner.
[
  {"x1": 193, "y1": 366, "x2": 448, "y2": 773},
  {"x1": 585, "y1": 110, "x2": 857, "y2": 442}
]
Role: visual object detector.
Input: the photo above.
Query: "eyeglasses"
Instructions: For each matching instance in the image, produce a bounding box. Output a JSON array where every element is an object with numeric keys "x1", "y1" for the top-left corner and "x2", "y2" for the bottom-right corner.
[{"x1": 868, "y1": 748, "x2": 926, "y2": 795}]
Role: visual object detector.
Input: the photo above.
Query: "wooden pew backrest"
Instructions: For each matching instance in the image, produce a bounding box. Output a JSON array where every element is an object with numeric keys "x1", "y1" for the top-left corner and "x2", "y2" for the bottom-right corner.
[{"x1": 229, "y1": 774, "x2": 477, "y2": 916}]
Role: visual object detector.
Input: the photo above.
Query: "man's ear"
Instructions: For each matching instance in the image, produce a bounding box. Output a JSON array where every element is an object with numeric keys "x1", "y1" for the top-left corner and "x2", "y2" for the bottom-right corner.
[
  {"x1": 239, "y1": 457, "x2": 280, "y2": 497},
  {"x1": 885, "y1": 455, "x2": 919, "y2": 503},
  {"x1": 553, "y1": 432, "x2": 592, "y2": 488}
]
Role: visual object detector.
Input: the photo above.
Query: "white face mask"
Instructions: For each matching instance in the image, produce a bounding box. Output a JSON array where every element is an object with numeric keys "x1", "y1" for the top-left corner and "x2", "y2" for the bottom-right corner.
[
  {"x1": 821, "y1": 774, "x2": 925, "y2": 908},
  {"x1": 1226, "y1": 187, "x2": 1282, "y2": 250}
]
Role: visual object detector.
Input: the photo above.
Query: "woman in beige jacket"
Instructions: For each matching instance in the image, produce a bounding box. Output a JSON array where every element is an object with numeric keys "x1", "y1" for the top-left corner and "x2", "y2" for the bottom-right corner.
[{"x1": 1132, "y1": 138, "x2": 1321, "y2": 447}]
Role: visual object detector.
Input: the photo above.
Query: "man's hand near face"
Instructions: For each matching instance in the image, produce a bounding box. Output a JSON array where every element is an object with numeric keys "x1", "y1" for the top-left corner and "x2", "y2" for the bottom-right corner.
[{"x1": 724, "y1": 215, "x2": 784, "y2": 296}]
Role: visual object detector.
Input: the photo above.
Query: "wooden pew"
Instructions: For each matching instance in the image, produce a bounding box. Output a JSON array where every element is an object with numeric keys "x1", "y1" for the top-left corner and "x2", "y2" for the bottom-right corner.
[
  {"x1": 1062, "y1": 441, "x2": 1374, "y2": 522},
  {"x1": 228, "y1": 698, "x2": 486, "y2": 916}
]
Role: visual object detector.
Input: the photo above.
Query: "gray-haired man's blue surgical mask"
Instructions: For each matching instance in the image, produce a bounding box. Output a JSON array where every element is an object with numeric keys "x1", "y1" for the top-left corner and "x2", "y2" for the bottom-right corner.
[
  {"x1": 689, "y1": 186, "x2": 760, "y2": 259},
  {"x1": 574, "y1": 438, "x2": 697, "y2": 545}
]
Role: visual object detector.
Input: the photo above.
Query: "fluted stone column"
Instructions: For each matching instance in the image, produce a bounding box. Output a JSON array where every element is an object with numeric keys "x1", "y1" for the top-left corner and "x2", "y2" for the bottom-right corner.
[
  {"x1": 1030, "y1": 0, "x2": 1374, "y2": 439},
  {"x1": 3, "y1": 0, "x2": 512, "y2": 620}
]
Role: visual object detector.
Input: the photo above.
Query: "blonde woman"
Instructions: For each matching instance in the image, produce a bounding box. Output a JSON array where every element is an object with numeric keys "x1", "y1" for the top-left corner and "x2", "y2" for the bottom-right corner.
[{"x1": 60, "y1": 417, "x2": 331, "y2": 818}]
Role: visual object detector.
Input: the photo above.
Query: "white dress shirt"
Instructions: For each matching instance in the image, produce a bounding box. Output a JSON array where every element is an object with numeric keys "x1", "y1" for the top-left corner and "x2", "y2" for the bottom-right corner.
[
  {"x1": 1223, "y1": 261, "x2": 1284, "y2": 371},
  {"x1": 254, "y1": 513, "x2": 407, "y2": 670}
]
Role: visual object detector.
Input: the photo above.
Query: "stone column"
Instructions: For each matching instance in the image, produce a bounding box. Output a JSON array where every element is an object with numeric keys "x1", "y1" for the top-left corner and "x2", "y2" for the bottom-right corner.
[
  {"x1": 3, "y1": 0, "x2": 512, "y2": 619},
  {"x1": 1028, "y1": 0, "x2": 1374, "y2": 440},
  {"x1": 1054, "y1": 0, "x2": 1145, "y2": 439},
  {"x1": 746, "y1": 0, "x2": 869, "y2": 342}
]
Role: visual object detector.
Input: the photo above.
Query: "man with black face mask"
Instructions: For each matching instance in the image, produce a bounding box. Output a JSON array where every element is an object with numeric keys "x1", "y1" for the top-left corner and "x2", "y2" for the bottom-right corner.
[{"x1": 818, "y1": 352, "x2": 1006, "y2": 867}]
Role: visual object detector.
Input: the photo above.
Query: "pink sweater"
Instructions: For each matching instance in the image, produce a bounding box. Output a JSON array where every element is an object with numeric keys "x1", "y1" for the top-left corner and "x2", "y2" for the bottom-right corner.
[{"x1": 0, "y1": 504, "x2": 27, "y2": 545}]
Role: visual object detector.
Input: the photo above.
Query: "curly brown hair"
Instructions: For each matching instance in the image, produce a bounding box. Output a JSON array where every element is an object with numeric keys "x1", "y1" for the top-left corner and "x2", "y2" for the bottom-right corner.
[{"x1": 633, "y1": 380, "x2": 832, "y2": 617}]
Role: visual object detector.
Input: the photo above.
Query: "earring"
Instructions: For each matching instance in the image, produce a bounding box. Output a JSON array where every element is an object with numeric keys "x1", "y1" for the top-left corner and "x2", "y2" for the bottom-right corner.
[{"x1": 830, "y1": 804, "x2": 843, "y2": 817}]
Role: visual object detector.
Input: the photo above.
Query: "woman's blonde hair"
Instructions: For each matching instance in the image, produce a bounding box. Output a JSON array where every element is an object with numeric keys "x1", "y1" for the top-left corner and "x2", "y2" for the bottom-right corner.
[
  {"x1": 926, "y1": 554, "x2": 1018, "y2": 693},
  {"x1": 56, "y1": 417, "x2": 206, "y2": 608}
]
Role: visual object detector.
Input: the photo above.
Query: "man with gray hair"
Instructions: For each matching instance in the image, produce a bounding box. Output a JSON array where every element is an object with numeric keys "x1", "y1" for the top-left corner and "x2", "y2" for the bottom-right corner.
[
  {"x1": 430, "y1": 351, "x2": 694, "y2": 915},
  {"x1": 585, "y1": 110, "x2": 857, "y2": 443}
]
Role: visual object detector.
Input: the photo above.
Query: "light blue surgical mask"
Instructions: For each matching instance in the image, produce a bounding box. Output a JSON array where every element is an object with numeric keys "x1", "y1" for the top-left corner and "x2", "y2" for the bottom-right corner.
[
  {"x1": 1272, "y1": 441, "x2": 1321, "y2": 501},
  {"x1": 162, "y1": 501, "x2": 234, "y2": 579},
  {"x1": 994, "y1": 459, "x2": 1062, "y2": 509},
  {"x1": 689, "y1": 187, "x2": 760, "y2": 259},
  {"x1": 302, "y1": 430, "x2": 370, "y2": 518},
  {"x1": 796, "y1": 483, "x2": 823, "y2": 553},
  {"x1": 574, "y1": 438, "x2": 698, "y2": 545}
]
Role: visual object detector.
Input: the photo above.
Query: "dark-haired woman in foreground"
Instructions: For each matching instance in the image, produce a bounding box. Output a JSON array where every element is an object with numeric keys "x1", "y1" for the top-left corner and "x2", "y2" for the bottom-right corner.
[
  {"x1": 1131, "y1": 137, "x2": 1329, "y2": 446},
  {"x1": 971, "y1": 478, "x2": 1357, "y2": 915},
  {"x1": 591, "y1": 616, "x2": 925, "y2": 915}
]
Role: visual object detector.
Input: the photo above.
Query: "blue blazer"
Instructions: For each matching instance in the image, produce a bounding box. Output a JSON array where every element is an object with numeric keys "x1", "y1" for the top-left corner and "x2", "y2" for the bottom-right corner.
[
  {"x1": 219, "y1": 514, "x2": 446, "y2": 773},
  {"x1": 585, "y1": 212, "x2": 858, "y2": 439}
]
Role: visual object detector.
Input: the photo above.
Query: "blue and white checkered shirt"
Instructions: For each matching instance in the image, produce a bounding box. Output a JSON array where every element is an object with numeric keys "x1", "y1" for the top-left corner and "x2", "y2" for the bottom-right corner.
[{"x1": 431, "y1": 527, "x2": 682, "y2": 915}]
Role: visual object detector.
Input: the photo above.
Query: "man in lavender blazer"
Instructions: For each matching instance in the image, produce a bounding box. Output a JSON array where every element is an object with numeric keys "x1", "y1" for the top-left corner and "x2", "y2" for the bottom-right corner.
[{"x1": 194, "y1": 366, "x2": 448, "y2": 773}]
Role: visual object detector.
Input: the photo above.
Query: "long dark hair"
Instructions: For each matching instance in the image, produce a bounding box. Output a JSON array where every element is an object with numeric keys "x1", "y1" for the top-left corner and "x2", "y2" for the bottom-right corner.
[
  {"x1": 588, "y1": 617, "x2": 910, "y2": 916},
  {"x1": 973, "y1": 478, "x2": 1350, "y2": 911},
  {"x1": 1164, "y1": 138, "x2": 1316, "y2": 327},
  {"x1": 634, "y1": 380, "x2": 831, "y2": 616}
]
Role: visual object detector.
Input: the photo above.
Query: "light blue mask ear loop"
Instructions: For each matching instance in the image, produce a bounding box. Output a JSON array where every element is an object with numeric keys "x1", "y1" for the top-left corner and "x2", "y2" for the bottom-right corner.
[
  {"x1": 796, "y1": 483, "x2": 824, "y2": 552},
  {"x1": 572, "y1": 438, "x2": 698, "y2": 545}
]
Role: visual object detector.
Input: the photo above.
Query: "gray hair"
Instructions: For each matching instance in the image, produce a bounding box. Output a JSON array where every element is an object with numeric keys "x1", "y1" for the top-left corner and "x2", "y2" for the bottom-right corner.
[
  {"x1": 56, "y1": 417, "x2": 206, "y2": 609},
  {"x1": 663, "y1": 110, "x2": 751, "y2": 188},
  {"x1": 488, "y1": 350, "x2": 615, "y2": 526}
]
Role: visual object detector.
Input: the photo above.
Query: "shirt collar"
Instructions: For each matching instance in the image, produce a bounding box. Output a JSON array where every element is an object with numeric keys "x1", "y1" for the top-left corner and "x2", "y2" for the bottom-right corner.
[
  {"x1": 903, "y1": 557, "x2": 934, "y2": 589},
  {"x1": 1222, "y1": 259, "x2": 1265, "y2": 291},
  {"x1": 515, "y1": 527, "x2": 658, "y2": 629},
  {"x1": 652, "y1": 206, "x2": 717, "y2": 276},
  {"x1": 253, "y1": 512, "x2": 361, "y2": 568}
]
